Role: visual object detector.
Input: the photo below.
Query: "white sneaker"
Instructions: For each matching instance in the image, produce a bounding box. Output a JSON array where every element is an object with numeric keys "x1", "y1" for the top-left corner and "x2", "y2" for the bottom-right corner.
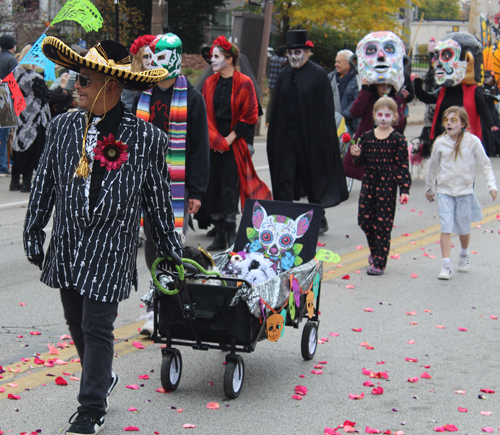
[
  {"x1": 458, "y1": 254, "x2": 470, "y2": 272},
  {"x1": 139, "y1": 312, "x2": 154, "y2": 337},
  {"x1": 438, "y1": 267, "x2": 452, "y2": 280}
]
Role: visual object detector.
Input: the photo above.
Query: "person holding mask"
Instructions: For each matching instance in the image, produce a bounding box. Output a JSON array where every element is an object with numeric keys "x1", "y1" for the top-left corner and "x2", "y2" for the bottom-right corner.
[{"x1": 202, "y1": 35, "x2": 271, "y2": 251}]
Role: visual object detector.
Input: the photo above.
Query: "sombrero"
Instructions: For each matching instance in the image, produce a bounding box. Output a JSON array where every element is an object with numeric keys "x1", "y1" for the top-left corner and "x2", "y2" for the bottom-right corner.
[{"x1": 41, "y1": 36, "x2": 169, "y2": 92}]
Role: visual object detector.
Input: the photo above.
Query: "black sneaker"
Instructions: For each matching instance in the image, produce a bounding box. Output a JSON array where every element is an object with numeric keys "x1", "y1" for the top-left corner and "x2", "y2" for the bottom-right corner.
[
  {"x1": 67, "y1": 411, "x2": 105, "y2": 435},
  {"x1": 105, "y1": 371, "x2": 120, "y2": 411}
]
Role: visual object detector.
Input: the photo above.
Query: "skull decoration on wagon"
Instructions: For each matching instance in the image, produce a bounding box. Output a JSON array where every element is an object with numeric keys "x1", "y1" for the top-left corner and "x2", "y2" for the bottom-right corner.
[
  {"x1": 306, "y1": 291, "x2": 315, "y2": 319},
  {"x1": 266, "y1": 313, "x2": 285, "y2": 342}
]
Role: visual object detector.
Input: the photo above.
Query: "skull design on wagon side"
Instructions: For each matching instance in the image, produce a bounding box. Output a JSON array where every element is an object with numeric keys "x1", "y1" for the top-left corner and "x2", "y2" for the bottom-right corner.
[
  {"x1": 266, "y1": 312, "x2": 284, "y2": 342},
  {"x1": 355, "y1": 31, "x2": 406, "y2": 91},
  {"x1": 306, "y1": 291, "x2": 315, "y2": 318}
]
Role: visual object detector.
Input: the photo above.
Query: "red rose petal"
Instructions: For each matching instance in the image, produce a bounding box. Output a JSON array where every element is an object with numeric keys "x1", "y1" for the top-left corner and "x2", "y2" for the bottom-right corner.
[
  {"x1": 55, "y1": 376, "x2": 68, "y2": 386},
  {"x1": 371, "y1": 386, "x2": 384, "y2": 395}
]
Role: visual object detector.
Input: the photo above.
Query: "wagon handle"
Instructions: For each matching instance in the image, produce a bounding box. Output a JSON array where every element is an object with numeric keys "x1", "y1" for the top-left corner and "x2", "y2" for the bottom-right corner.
[{"x1": 151, "y1": 256, "x2": 182, "y2": 295}]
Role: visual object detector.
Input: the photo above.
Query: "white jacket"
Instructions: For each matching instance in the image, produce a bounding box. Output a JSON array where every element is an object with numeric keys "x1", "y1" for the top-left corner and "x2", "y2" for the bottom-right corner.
[{"x1": 426, "y1": 132, "x2": 497, "y2": 196}]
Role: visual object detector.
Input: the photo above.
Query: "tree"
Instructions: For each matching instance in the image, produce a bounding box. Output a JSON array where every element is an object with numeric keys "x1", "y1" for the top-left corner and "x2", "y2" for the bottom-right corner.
[
  {"x1": 418, "y1": 0, "x2": 461, "y2": 21},
  {"x1": 86, "y1": 0, "x2": 145, "y2": 48},
  {"x1": 0, "y1": 0, "x2": 45, "y2": 46},
  {"x1": 165, "y1": 0, "x2": 226, "y2": 53},
  {"x1": 272, "y1": 0, "x2": 409, "y2": 46}
]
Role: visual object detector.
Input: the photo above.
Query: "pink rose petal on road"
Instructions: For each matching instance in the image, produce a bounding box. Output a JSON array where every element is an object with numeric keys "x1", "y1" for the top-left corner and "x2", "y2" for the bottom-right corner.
[
  {"x1": 123, "y1": 427, "x2": 140, "y2": 431},
  {"x1": 138, "y1": 374, "x2": 149, "y2": 380},
  {"x1": 324, "y1": 428, "x2": 340, "y2": 435},
  {"x1": 365, "y1": 428, "x2": 381, "y2": 434},
  {"x1": 292, "y1": 394, "x2": 303, "y2": 400},
  {"x1": 490, "y1": 315, "x2": 498, "y2": 319},
  {"x1": 7, "y1": 393, "x2": 21, "y2": 400},
  {"x1": 354, "y1": 270, "x2": 361, "y2": 274},
  {"x1": 318, "y1": 361, "x2": 328, "y2": 364},
  {"x1": 408, "y1": 377, "x2": 419, "y2": 383},
  {"x1": 346, "y1": 284, "x2": 355, "y2": 289},
  {"x1": 420, "y1": 372, "x2": 432, "y2": 379},
  {"x1": 481, "y1": 428, "x2": 494, "y2": 433},
  {"x1": 480, "y1": 411, "x2": 492, "y2": 415},
  {"x1": 183, "y1": 424, "x2": 196, "y2": 429},
  {"x1": 410, "y1": 322, "x2": 418, "y2": 325},
  {"x1": 410, "y1": 273, "x2": 418, "y2": 278},
  {"x1": 55, "y1": 376, "x2": 68, "y2": 386},
  {"x1": 356, "y1": 246, "x2": 363, "y2": 250},
  {"x1": 458, "y1": 327, "x2": 467, "y2": 332},
  {"x1": 471, "y1": 250, "x2": 478, "y2": 254},
  {"x1": 434, "y1": 427, "x2": 446, "y2": 433},
  {"x1": 60, "y1": 334, "x2": 71, "y2": 340},
  {"x1": 0, "y1": 387, "x2": 5, "y2": 393},
  {"x1": 132, "y1": 342, "x2": 145, "y2": 349},
  {"x1": 311, "y1": 370, "x2": 323, "y2": 375},
  {"x1": 314, "y1": 365, "x2": 324, "y2": 369},
  {"x1": 342, "y1": 275, "x2": 350, "y2": 280},
  {"x1": 329, "y1": 332, "x2": 339, "y2": 336},
  {"x1": 29, "y1": 331, "x2": 41, "y2": 335},
  {"x1": 344, "y1": 426, "x2": 356, "y2": 433},
  {"x1": 407, "y1": 340, "x2": 415, "y2": 344},
  {"x1": 443, "y1": 424, "x2": 458, "y2": 432},
  {"x1": 363, "y1": 380, "x2": 374, "y2": 387},
  {"x1": 128, "y1": 407, "x2": 138, "y2": 411},
  {"x1": 364, "y1": 308, "x2": 373, "y2": 312},
  {"x1": 390, "y1": 254, "x2": 400, "y2": 259},
  {"x1": 436, "y1": 325, "x2": 445, "y2": 329},
  {"x1": 126, "y1": 384, "x2": 140, "y2": 390},
  {"x1": 405, "y1": 358, "x2": 418, "y2": 363},
  {"x1": 352, "y1": 328, "x2": 362, "y2": 332},
  {"x1": 7, "y1": 383, "x2": 18, "y2": 388},
  {"x1": 371, "y1": 386, "x2": 384, "y2": 395},
  {"x1": 177, "y1": 408, "x2": 183, "y2": 413},
  {"x1": 349, "y1": 393, "x2": 364, "y2": 400},
  {"x1": 362, "y1": 368, "x2": 373, "y2": 376},
  {"x1": 458, "y1": 407, "x2": 468, "y2": 412},
  {"x1": 455, "y1": 390, "x2": 466, "y2": 394},
  {"x1": 156, "y1": 387, "x2": 169, "y2": 393},
  {"x1": 206, "y1": 402, "x2": 220, "y2": 409}
]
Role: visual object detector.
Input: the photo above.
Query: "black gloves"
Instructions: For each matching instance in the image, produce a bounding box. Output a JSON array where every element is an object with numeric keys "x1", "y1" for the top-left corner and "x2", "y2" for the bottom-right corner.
[{"x1": 28, "y1": 254, "x2": 44, "y2": 270}]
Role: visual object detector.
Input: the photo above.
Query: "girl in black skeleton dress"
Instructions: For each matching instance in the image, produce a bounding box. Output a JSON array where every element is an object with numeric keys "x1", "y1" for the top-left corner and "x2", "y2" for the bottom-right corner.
[{"x1": 351, "y1": 96, "x2": 412, "y2": 275}]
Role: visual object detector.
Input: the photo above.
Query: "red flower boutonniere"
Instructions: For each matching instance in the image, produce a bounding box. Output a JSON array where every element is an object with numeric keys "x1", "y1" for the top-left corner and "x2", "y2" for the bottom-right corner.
[{"x1": 93, "y1": 133, "x2": 128, "y2": 171}]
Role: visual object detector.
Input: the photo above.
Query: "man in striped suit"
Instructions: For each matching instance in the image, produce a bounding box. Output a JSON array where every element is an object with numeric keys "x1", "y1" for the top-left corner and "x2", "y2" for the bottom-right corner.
[{"x1": 23, "y1": 38, "x2": 181, "y2": 435}]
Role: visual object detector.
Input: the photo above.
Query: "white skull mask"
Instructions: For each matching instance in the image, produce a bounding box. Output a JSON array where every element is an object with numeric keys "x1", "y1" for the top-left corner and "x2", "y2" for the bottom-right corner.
[
  {"x1": 433, "y1": 39, "x2": 466, "y2": 87},
  {"x1": 356, "y1": 31, "x2": 406, "y2": 91}
]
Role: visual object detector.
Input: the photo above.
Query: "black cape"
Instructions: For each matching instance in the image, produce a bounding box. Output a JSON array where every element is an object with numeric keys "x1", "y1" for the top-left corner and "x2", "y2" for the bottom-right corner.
[{"x1": 266, "y1": 60, "x2": 348, "y2": 208}]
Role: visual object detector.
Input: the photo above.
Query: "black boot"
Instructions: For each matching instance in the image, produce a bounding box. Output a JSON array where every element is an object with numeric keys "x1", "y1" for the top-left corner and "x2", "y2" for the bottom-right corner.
[
  {"x1": 318, "y1": 213, "x2": 329, "y2": 236},
  {"x1": 20, "y1": 181, "x2": 31, "y2": 193},
  {"x1": 226, "y1": 222, "x2": 237, "y2": 248},
  {"x1": 9, "y1": 178, "x2": 21, "y2": 191},
  {"x1": 206, "y1": 227, "x2": 216, "y2": 237},
  {"x1": 207, "y1": 222, "x2": 228, "y2": 251}
]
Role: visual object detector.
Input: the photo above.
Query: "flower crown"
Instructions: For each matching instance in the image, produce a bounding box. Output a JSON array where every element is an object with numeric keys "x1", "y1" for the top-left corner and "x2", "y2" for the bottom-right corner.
[
  {"x1": 130, "y1": 35, "x2": 156, "y2": 56},
  {"x1": 211, "y1": 35, "x2": 234, "y2": 55}
]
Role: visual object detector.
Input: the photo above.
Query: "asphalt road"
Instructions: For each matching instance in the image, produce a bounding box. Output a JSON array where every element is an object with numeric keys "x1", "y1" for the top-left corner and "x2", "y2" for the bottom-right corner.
[{"x1": 1, "y1": 120, "x2": 500, "y2": 434}]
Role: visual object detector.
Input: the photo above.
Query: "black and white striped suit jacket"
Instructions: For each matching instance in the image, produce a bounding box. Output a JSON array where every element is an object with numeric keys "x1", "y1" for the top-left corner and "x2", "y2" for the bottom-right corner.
[{"x1": 23, "y1": 105, "x2": 181, "y2": 303}]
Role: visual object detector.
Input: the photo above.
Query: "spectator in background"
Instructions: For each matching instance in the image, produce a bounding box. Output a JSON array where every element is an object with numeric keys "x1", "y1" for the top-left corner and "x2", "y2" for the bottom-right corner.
[
  {"x1": 10, "y1": 44, "x2": 70, "y2": 192},
  {"x1": 265, "y1": 46, "x2": 286, "y2": 125},
  {"x1": 328, "y1": 49, "x2": 361, "y2": 135},
  {"x1": 0, "y1": 33, "x2": 18, "y2": 176},
  {"x1": 480, "y1": 70, "x2": 500, "y2": 156}
]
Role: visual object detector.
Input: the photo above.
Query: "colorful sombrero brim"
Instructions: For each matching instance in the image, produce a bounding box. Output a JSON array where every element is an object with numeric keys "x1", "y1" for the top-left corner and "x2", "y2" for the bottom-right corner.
[{"x1": 41, "y1": 36, "x2": 169, "y2": 92}]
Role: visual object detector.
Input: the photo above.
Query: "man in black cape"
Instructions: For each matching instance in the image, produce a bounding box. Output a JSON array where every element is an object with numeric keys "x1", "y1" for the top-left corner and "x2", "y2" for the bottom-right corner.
[{"x1": 267, "y1": 30, "x2": 348, "y2": 235}]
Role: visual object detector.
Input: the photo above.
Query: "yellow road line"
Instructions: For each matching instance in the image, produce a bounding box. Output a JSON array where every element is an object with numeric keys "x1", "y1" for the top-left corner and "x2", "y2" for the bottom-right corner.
[
  {"x1": 322, "y1": 203, "x2": 500, "y2": 281},
  {"x1": 2, "y1": 203, "x2": 499, "y2": 397}
]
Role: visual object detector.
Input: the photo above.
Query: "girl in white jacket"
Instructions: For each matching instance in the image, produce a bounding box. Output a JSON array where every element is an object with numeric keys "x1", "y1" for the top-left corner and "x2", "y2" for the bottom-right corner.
[{"x1": 426, "y1": 106, "x2": 497, "y2": 280}]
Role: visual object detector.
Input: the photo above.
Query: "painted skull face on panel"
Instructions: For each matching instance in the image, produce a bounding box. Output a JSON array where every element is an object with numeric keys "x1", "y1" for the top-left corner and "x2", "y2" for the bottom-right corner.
[
  {"x1": 356, "y1": 31, "x2": 406, "y2": 91},
  {"x1": 433, "y1": 39, "x2": 466, "y2": 87},
  {"x1": 150, "y1": 33, "x2": 182, "y2": 79}
]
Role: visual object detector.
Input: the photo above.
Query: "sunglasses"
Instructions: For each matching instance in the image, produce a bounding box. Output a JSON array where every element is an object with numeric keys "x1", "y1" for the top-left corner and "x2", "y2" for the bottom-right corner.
[
  {"x1": 443, "y1": 117, "x2": 459, "y2": 124},
  {"x1": 76, "y1": 74, "x2": 107, "y2": 88}
]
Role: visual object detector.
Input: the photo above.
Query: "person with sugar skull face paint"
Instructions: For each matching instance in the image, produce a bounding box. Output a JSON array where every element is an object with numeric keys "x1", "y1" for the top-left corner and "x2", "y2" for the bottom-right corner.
[
  {"x1": 414, "y1": 32, "x2": 497, "y2": 142},
  {"x1": 201, "y1": 35, "x2": 272, "y2": 251},
  {"x1": 267, "y1": 30, "x2": 348, "y2": 236},
  {"x1": 351, "y1": 96, "x2": 411, "y2": 275},
  {"x1": 132, "y1": 33, "x2": 210, "y2": 335}
]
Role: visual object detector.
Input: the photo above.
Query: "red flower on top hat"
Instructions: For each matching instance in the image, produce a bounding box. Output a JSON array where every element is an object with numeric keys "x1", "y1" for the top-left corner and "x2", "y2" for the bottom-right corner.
[
  {"x1": 93, "y1": 133, "x2": 128, "y2": 171},
  {"x1": 305, "y1": 40, "x2": 314, "y2": 48}
]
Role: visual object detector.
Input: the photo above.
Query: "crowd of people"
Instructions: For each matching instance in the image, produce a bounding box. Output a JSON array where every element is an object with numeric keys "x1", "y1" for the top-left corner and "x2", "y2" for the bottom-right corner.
[{"x1": 0, "y1": 26, "x2": 499, "y2": 435}]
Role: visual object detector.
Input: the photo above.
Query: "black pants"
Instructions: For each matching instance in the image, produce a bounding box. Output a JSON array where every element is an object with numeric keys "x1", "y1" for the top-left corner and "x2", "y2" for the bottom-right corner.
[
  {"x1": 277, "y1": 135, "x2": 320, "y2": 204},
  {"x1": 60, "y1": 288, "x2": 118, "y2": 417}
]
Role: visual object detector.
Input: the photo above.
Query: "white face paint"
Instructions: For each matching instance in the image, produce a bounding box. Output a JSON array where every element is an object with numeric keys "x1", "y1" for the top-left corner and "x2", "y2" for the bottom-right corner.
[
  {"x1": 142, "y1": 47, "x2": 152, "y2": 70},
  {"x1": 287, "y1": 49, "x2": 307, "y2": 69},
  {"x1": 374, "y1": 107, "x2": 395, "y2": 128},
  {"x1": 211, "y1": 46, "x2": 227, "y2": 72},
  {"x1": 443, "y1": 112, "x2": 464, "y2": 139}
]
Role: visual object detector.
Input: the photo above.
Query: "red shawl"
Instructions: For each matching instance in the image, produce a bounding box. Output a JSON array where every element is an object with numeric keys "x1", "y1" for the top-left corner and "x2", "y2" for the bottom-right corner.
[
  {"x1": 203, "y1": 70, "x2": 272, "y2": 208},
  {"x1": 430, "y1": 85, "x2": 482, "y2": 140}
]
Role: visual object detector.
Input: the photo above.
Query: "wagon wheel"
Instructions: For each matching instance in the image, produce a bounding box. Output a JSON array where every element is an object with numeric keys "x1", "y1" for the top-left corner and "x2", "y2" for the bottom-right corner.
[
  {"x1": 301, "y1": 321, "x2": 318, "y2": 360},
  {"x1": 161, "y1": 349, "x2": 182, "y2": 392},
  {"x1": 224, "y1": 356, "x2": 245, "y2": 399}
]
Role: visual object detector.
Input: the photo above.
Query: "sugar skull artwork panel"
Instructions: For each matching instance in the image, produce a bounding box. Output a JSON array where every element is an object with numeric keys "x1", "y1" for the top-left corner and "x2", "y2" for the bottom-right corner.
[
  {"x1": 245, "y1": 201, "x2": 314, "y2": 272},
  {"x1": 355, "y1": 31, "x2": 406, "y2": 91}
]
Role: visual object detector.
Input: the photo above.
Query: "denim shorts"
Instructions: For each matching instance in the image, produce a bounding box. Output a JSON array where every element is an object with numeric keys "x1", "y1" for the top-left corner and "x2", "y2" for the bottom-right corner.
[{"x1": 437, "y1": 193, "x2": 483, "y2": 235}]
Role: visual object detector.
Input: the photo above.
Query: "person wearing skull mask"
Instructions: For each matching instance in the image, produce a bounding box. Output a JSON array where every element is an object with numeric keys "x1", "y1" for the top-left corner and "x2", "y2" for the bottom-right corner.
[
  {"x1": 414, "y1": 32, "x2": 497, "y2": 141},
  {"x1": 267, "y1": 30, "x2": 348, "y2": 236}
]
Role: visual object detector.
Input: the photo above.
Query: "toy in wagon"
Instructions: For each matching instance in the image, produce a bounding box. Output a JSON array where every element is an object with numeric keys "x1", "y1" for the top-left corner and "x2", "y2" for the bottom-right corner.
[{"x1": 149, "y1": 199, "x2": 339, "y2": 399}]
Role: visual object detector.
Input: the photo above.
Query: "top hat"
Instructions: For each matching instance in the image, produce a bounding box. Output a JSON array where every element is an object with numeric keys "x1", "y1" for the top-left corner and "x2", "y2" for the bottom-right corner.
[
  {"x1": 286, "y1": 30, "x2": 312, "y2": 50},
  {"x1": 41, "y1": 37, "x2": 169, "y2": 92}
]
